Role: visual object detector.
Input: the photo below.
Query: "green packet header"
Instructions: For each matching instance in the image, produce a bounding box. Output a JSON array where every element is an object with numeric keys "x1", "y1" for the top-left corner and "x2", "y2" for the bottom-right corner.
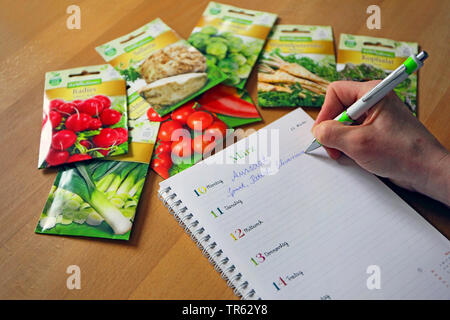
[
  {"x1": 338, "y1": 33, "x2": 418, "y2": 58},
  {"x1": 204, "y1": 1, "x2": 277, "y2": 27},
  {"x1": 95, "y1": 18, "x2": 172, "y2": 62},
  {"x1": 44, "y1": 64, "x2": 122, "y2": 90},
  {"x1": 268, "y1": 25, "x2": 333, "y2": 42}
]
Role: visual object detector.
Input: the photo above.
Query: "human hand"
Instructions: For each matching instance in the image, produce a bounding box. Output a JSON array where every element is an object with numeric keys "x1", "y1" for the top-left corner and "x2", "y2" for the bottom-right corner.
[{"x1": 312, "y1": 80, "x2": 449, "y2": 205}]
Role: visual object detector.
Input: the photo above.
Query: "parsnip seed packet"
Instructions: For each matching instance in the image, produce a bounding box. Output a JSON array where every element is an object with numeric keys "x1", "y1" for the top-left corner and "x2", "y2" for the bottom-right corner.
[
  {"x1": 96, "y1": 18, "x2": 227, "y2": 117},
  {"x1": 39, "y1": 64, "x2": 128, "y2": 168},
  {"x1": 189, "y1": 2, "x2": 277, "y2": 88},
  {"x1": 257, "y1": 25, "x2": 338, "y2": 108},
  {"x1": 337, "y1": 34, "x2": 419, "y2": 114},
  {"x1": 35, "y1": 97, "x2": 160, "y2": 240}
]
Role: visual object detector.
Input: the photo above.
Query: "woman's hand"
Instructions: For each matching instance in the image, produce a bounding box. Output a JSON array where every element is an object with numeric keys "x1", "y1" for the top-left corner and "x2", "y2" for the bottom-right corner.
[{"x1": 312, "y1": 80, "x2": 449, "y2": 206}]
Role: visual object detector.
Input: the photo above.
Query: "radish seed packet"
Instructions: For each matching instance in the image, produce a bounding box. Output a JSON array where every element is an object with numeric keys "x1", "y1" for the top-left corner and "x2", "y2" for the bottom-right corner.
[
  {"x1": 35, "y1": 94, "x2": 160, "y2": 240},
  {"x1": 38, "y1": 64, "x2": 128, "y2": 169}
]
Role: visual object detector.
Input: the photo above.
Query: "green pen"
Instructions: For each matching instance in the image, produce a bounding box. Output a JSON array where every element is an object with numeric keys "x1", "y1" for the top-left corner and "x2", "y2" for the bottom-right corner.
[{"x1": 305, "y1": 51, "x2": 428, "y2": 153}]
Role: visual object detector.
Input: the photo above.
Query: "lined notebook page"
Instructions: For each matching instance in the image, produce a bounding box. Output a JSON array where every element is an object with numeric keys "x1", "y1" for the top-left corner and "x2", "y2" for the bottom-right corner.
[{"x1": 160, "y1": 108, "x2": 450, "y2": 299}]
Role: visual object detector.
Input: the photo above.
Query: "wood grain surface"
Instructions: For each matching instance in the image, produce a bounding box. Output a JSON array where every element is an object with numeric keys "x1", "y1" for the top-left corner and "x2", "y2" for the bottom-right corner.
[{"x1": 0, "y1": 0, "x2": 449, "y2": 300}]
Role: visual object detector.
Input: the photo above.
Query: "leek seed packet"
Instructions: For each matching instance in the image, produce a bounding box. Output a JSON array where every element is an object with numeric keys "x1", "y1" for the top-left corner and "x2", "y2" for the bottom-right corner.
[
  {"x1": 96, "y1": 18, "x2": 227, "y2": 117},
  {"x1": 337, "y1": 34, "x2": 419, "y2": 114},
  {"x1": 38, "y1": 65, "x2": 128, "y2": 168},
  {"x1": 257, "y1": 25, "x2": 338, "y2": 108},
  {"x1": 188, "y1": 1, "x2": 277, "y2": 89},
  {"x1": 35, "y1": 99, "x2": 160, "y2": 240}
]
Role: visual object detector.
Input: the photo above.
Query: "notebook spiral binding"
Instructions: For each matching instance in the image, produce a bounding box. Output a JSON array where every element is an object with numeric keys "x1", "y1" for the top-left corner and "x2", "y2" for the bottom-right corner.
[{"x1": 158, "y1": 186, "x2": 258, "y2": 300}]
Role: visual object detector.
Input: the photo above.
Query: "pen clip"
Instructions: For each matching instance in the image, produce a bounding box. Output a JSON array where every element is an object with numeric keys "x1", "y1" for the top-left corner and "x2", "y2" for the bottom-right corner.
[{"x1": 361, "y1": 65, "x2": 406, "y2": 102}]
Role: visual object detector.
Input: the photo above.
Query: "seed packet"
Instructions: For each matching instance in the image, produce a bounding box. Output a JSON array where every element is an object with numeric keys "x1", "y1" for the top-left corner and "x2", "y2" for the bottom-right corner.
[
  {"x1": 150, "y1": 84, "x2": 261, "y2": 179},
  {"x1": 38, "y1": 64, "x2": 128, "y2": 168},
  {"x1": 188, "y1": 1, "x2": 277, "y2": 88},
  {"x1": 35, "y1": 99, "x2": 160, "y2": 240},
  {"x1": 96, "y1": 18, "x2": 227, "y2": 117},
  {"x1": 337, "y1": 34, "x2": 419, "y2": 114},
  {"x1": 257, "y1": 25, "x2": 338, "y2": 108}
]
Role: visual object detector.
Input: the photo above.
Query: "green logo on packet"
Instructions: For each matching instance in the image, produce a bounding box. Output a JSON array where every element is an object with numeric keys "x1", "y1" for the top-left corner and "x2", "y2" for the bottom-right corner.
[
  {"x1": 209, "y1": 7, "x2": 221, "y2": 15},
  {"x1": 49, "y1": 77, "x2": 62, "y2": 86},
  {"x1": 345, "y1": 39, "x2": 357, "y2": 48}
]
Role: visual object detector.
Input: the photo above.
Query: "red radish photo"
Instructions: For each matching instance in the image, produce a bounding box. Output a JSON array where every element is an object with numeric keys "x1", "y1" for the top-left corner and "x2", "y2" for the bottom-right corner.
[
  {"x1": 65, "y1": 113, "x2": 92, "y2": 132},
  {"x1": 46, "y1": 149, "x2": 69, "y2": 166},
  {"x1": 39, "y1": 94, "x2": 128, "y2": 168},
  {"x1": 100, "y1": 108, "x2": 122, "y2": 125},
  {"x1": 51, "y1": 130, "x2": 77, "y2": 150},
  {"x1": 79, "y1": 98, "x2": 104, "y2": 116}
]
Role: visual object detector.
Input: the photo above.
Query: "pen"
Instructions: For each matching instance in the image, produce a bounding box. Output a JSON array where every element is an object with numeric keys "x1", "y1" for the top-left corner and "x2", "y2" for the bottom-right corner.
[{"x1": 305, "y1": 51, "x2": 428, "y2": 153}]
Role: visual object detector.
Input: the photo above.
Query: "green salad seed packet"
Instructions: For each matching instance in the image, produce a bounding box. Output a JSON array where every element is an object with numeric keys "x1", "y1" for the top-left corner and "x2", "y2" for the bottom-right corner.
[
  {"x1": 39, "y1": 64, "x2": 128, "y2": 169},
  {"x1": 35, "y1": 97, "x2": 160, "y2": 240},
  {"x1": 257, "y1": 25, "x2": 338, "y2": 108},
  {"x1": 96, "y1": 18, "x2": 227, "y2": 117},
  {"x1": 337, "y1": 34, "x2": 419, "y2": 114},
  {"x1": 189, "y1": 1, "x2": 277, "y2": 89}
]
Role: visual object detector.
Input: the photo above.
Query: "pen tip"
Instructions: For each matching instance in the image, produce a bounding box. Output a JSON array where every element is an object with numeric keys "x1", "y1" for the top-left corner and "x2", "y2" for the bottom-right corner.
[{"x1": 304, "y1": 140, "x2": 321, "y2": 154}]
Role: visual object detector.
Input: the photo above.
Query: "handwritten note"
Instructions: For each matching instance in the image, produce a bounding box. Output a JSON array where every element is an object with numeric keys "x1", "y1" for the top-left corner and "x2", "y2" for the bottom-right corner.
[{"x1": 160, "y1": 108, "x2": 450, "y2": 300}]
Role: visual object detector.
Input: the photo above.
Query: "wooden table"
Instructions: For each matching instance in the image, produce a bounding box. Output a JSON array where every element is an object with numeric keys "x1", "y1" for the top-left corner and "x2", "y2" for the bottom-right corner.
[{"x1": 0, "y1": 0, "x2": 449, "y2": 300}]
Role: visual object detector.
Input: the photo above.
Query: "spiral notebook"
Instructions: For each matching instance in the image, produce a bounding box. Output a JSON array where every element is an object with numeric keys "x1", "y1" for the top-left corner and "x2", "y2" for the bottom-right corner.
[{"x1": 158, "y1": 108, "x2": 450, "y2": 299}]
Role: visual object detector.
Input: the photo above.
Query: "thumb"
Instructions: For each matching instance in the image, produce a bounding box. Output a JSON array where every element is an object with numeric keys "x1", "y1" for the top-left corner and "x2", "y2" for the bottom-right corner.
[{"x1": 312, "y1": 120, "x2": 355, "y2": 156}]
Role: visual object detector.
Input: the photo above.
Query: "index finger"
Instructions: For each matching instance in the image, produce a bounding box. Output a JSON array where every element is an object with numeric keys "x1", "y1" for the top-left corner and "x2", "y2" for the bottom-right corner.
[{"x1": 314, "y1": 80, "x2": 381, "y2": 125}]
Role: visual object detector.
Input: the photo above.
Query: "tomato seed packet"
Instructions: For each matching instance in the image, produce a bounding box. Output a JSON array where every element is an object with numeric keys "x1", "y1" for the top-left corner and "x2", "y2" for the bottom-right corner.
[
  {"x1": 150, "y1": 84, "x2": 261, "y2": 179},
  {"x1": 257, "y1": 25, "x2": 338, "y2": 108},
  {"x1": 96, "y1": 18, "x2": 227, "y2": 117},
  {"x1": 38, "y1": 64, "x2": 128, "y2": 169},
  {"x1": 337, "y1": 34, "x2": 418, "y2": 114},
  {"x1": 35, "y1": 97, "x2": 160, "y2": 240},
  {"x1": 188, "y1": 2, "x2": 277, "y2": 89}
]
